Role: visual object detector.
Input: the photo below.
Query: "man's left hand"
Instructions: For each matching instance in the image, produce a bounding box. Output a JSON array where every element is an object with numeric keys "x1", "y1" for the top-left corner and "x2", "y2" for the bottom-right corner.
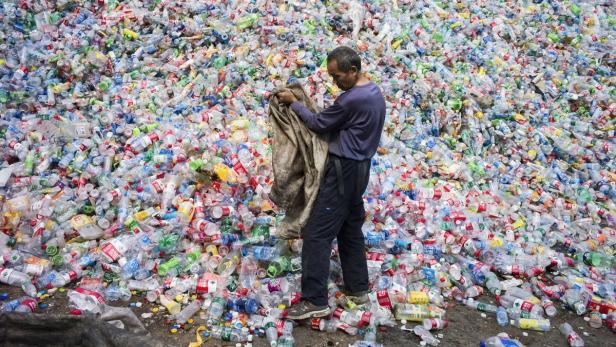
[{"x1": 276, "y1": 90, "x2": 297, "y2": 105}]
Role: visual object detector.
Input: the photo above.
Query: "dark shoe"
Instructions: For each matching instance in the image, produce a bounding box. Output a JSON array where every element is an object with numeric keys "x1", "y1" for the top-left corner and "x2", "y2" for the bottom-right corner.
[
  {"x1": 342, "y1": 290, "x2": 369, "y2": 305},
  {"x1": 286, "y1": 301, "x2": 330, "y2": 320}
]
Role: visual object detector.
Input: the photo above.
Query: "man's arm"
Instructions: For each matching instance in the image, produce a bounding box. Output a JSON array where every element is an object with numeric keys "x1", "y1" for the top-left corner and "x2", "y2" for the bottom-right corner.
[{"x1": 291, "y1": 100, "x2": 347, "y2": 134}]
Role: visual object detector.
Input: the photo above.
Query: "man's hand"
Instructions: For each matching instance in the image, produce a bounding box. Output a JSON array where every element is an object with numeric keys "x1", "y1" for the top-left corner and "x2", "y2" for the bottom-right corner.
[{"x1": 276, "y1": 89, "x2": 297, "y2": 105}]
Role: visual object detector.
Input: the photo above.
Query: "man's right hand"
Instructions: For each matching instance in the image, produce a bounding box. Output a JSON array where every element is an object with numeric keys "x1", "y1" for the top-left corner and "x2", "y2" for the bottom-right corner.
[{"x1": 276, "y1": 90, "x2": 298, "y2": 105}]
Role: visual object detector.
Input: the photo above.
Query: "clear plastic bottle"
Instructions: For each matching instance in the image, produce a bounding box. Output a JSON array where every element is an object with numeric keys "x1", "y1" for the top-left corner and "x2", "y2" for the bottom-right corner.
[
  {"x1": 559, "y1": 323, "x2": 584, "y2": 347},
  {"x1": 512, "y1": 317, "x2": 551, "y2": 332},
  {"x1": 413, "y1": 325, "x2": 439, "y2": 346},
  {"x1": 496, "y1": 306, "x2": 508, "y2": 327},
  {"x1": 480, "y1": 336, "x2": 525, "y2": 347},
  {"x1": 276, "y1": 321, "x2": 294, "y2": 347},
  {"x1": 0, "y1": 267, "x2": 36, "y2": 296},
  {"x1": 175, "y1": 299, "x2": 201, "y2": 324},
  {"x1": 207, "y1": 296, "x2": 227, "y2": 321}
]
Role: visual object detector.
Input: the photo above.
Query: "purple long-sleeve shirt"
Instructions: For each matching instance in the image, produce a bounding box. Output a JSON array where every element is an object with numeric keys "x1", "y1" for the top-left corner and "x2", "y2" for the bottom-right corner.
[{"x1": 291, "y1": 81, "x2": 386, "y2": 161}]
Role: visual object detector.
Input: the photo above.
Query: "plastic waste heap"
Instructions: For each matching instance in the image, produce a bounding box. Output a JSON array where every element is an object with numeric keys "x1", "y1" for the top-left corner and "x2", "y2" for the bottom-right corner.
[{"x1": 0, "y1": 0, "x2": 614, "y2": 346}]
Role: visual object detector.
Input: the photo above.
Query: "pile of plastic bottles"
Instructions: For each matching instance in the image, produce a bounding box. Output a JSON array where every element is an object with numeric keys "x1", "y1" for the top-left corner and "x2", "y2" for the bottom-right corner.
[{"x1": 0, "y1": 0, "x2": 614, "y2": 346}]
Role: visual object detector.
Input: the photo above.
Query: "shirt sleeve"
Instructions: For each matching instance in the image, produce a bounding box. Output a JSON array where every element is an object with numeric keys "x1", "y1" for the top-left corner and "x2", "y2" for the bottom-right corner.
[{"x1": 291, "y1": 100, "x2": 348, "y2": 134}]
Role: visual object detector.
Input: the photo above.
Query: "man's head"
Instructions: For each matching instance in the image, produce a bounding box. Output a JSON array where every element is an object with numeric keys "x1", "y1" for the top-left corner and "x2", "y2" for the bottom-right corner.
[{"x1": 327, "y1": 46, "x2": 361, "y2": 91}]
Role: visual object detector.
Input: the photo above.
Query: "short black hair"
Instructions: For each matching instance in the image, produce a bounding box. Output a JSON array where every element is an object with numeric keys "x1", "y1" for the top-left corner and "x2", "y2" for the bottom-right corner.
[{"x1": 327, "y1": 46, "x2": 361, "y2": 72}]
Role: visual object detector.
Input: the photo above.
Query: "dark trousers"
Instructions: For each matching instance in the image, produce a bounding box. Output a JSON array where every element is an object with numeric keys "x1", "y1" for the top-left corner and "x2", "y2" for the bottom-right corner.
[{"x1": 301, "y1": 154, "x2": 370, "y2": 306}]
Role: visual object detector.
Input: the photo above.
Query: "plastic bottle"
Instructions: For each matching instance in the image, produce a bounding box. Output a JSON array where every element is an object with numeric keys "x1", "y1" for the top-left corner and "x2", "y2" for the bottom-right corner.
[
  {"x1": 480, "y1": 336, "x2": 525, "y2": 347},
  {"x1": 496, "y1": 307, "x2": 508, "y2": 327},
  {"x1": 394, "y1": 304, "x2": 444, "y2": 322},
  {"x1": 227, "y1": 297, "x2": 260, "y2": 314},
  {"x1": 0, "y1": 267, "x2": 36, "y2": 296},
  {"x1": 541, "y1": 297, "x2": 557, "y2": 317},
  {"x1": 413, "y1": 325, "x2": 439, "y2": 346},
  {"x1": 1, "y1": 296, "x2": 37, "y2": 313},
  {"x1": 175, "y1": 299, "x2": 202, "y2": 324},
  {"x1": 464, "y1": 299, "x2": 498, "y2": 314},
  {"x1": 68, "y1": 287, "x2": 106, "y2": 314},
  {"x1": 497, "y1": 295, "x2": 544, "y2": 317},
  {"x1": 276, "y1": 320, "x2": 294, "y2": 347},
  {"x1": 207, "y1": 296, "x2": 227, "y2": 321},
  {"x1": 559, "y1": 323, "x2": 584, "y2": 347},
  {"x1": 422, "y1": 318, "x2": 448, "y2": 330},
  {"x1": 563, "y1": 289, "x2": 589, "y2": 315},
  {"x1": 159, "y1": 294, "x2": 181, "y2": 315},
  {"x1": 335, "y1": 291, "x2": 357, "y2": 311},
  {"x1": 311, "y1": 318, "x2": 337, "y2": 333},
  {"x1": 210, "y1": 325, "x2": 250, "y2": 343},
  {"x1": 332, "y1": 308, "x2": 372, "y2": 328},
  {"x1": 512, "y1": 317, "x2": 551, "y2": 332},
  {"x1": 265, "y1": 321, "x2": 279, "y2": 347}
]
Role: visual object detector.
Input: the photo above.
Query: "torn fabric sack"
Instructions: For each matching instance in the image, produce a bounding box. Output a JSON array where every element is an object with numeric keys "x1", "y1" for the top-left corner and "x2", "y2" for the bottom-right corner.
[{"x1": 268, "y1": 83, "x2": 329, "y2": 239}]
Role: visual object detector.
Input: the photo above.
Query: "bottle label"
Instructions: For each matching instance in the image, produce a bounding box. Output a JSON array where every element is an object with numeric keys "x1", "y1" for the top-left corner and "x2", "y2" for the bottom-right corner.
[
  {"x1": 366, "y1": 252, "x2": 386, "y2": 262},
  {"x1": 337, "y1": 322, "x2": 355, "y2": 334},
  {"x1": 499, "y1": 338, "x2": 523, "y2": 347},
  {"x1": 289, "y1": 292, "x2": 301, "y2": 306},
  {"x1": 21, "y1": 298, "x2": 37, "y2": 311},
  {"x1": 408, "y1": 291, "x2": 429, "y2": 304},
  {"x1": 518, "y1": 318, "x2": 539, "y2": 330},
  {"x1": 61, "y1": 271, "x2": 73, "y2": 284},
  {"x1": 516, "y1": 299, "x2": 535, "y2": 313},
  {"x1": 151, "y1": 180, "x2": 163, "y2": 193},
  {"x1": 101, "y1": 242, "x2": 122, "y2": 261},
  {"x1": 511, "y1": 264, "x2": 520, "y2": 277},
  {"x1": 193, "y1": 219, "x2": 210, "y2": 233},
  {"x1": 75, "y1": 287, "x2": 106, "y2": 305},
  {"x1": 358, "y1": 311, "x2": 372, "y2": 327},
  {"x1": 376, "y1": 290, "x2": 393, "y2": 308},
  {"x1": 196, "y1": 279, "x2": 217, "y2": 294},
  {"x1": 427, "y1": 318, "x2": 447, "y2": 330},
  {"x1": 587, "y1": 299, "x2": 614, "y2": 314},
  {"x1": 310, "y1": 318, "x2": 322, "y2": 330}
]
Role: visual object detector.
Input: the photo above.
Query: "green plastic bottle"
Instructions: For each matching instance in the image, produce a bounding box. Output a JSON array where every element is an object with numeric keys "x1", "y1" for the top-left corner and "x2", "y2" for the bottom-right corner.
[
  {"x1": 582, "y1": 252, "x2": 614, "y2": 268},
  {"x1": 236, "y1": 13, "x2": 260, "y2": 30}
]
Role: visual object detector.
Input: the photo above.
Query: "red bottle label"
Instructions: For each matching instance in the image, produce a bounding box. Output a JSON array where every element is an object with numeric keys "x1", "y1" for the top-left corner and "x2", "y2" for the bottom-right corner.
[{"x1": 376, "y1": 290, "x2": 393, "y2": 309}]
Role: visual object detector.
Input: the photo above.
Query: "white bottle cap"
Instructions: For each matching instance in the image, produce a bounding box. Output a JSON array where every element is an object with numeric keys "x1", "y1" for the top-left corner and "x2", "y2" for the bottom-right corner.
[{"x1": 118, "y1": 257, "x2": 127, "y2": 267}]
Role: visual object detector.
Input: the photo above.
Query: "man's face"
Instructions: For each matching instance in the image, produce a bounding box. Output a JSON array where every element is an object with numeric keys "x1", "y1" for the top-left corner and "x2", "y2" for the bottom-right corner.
[{"x1": 327, "y1": 59, "x2": 359, "y2": 91}]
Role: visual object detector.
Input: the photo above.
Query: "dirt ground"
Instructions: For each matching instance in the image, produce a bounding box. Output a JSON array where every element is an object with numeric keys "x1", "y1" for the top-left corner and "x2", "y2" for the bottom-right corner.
[{"x1": 1, "y1": 284, "x2": 614, "y2": 347}]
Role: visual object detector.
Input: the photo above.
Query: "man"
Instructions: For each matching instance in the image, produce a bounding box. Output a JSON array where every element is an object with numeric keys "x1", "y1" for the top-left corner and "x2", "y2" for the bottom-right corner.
[{"x1": 276, "y1": 46, "x2": 386, "y2": 319}]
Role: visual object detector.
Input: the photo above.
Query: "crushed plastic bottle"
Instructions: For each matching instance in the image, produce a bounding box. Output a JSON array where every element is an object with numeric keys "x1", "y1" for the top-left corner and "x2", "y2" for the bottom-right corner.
[{"x1": 559, "y1": 322, "x2": 585, "y2": 347}]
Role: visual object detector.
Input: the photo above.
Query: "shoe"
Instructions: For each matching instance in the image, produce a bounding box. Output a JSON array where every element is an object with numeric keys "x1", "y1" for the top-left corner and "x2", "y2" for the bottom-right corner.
[
  {"x1": 286, "y1": 301, "x2": 331, "y2": 320},
  {"x1": 343, "y1": 290, "x2": 369, "y2": 305}
]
